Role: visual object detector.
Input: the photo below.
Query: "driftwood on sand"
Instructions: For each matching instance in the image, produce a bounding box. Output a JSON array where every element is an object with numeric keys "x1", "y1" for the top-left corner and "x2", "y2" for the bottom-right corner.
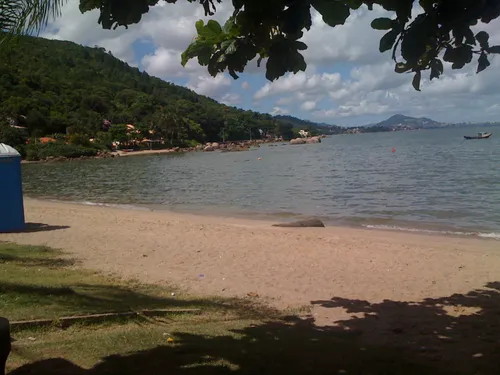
[{"x1": 272, "y1": 219, "x2": 325, "y2": 228}]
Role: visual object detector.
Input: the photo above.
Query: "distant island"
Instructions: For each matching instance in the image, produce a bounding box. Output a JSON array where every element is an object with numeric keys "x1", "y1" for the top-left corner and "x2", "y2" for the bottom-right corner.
[{"x1": 278, "y1": 114, "x2": 500, "y2": 136}]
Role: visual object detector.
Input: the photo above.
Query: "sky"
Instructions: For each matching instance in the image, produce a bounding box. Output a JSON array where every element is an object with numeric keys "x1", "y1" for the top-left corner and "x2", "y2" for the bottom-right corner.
[{"x1": 40, "y1": 0, "x2": 500, "y2": 127}]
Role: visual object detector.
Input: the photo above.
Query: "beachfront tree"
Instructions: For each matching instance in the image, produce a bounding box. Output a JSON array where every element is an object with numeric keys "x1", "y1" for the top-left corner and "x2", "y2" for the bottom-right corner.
[
  {"x1": 151, "y1": 107, "x2": 191, "y2": 146},
  {"x1": 1, "y1": 1, "x2": 500, "y2": 90}
]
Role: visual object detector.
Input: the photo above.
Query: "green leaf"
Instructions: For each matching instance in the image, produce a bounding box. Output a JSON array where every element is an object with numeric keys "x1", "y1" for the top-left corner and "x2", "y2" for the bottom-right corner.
[
  {"x1": 228, "y1": 69, "x2": 239, "y2": 80},
  {"x1": 487, "y1": 45, "x2": 500, "y2": 54},
  {"x1": 430, "y1": 58, "x2": 443, "y2": 80},
  {"x1": 453, "y1": 25, "x2": 475, "y2": 46},
  {"x1": 206, "y1": 20, "x2": 222, "y2": 35},
  {"x1": 394, "y1": 62, "x2": 411, "y2": 73},
  {"x1": 412, "y1": 70, "x2": 421, "y2": 91},
  {"x1": 345, "y1": 0, "x2": 363, "y2": 9},
  {"x1": 311, "y1": 0, "x2": 350, "y2": 27},
  {"x1": 477, "y1": 53, "x2": 490, "y2": 73},
  {"x1": 266, "y1": 54, "x2": 286, "y2": 81},
  {"x1": 379, "y1": 29, "x2": 399, "y2": 53},
  {"x1": 443, "y1": 46, "x2": 453, "y2": 62},
  {"x1": 290, "y1": 51, "x2": 307, "y2": 73},
  {"x1": 225, "y1": 41, "x2": 237, "y2": 55},
  {"x1": 400, "y1": 16, "x2": 431, "y2": 64},
  {"x1": 222, "y1": 18, "x2": 234, "y2": 34},
  {"x1": 444, "y1": 45, "x2": 473, "y2": 69},
  {"x1": 475, "y1": 31, "x2": 489, "y2": 49},
  {"x1": 197, "y1": 48, "x2": 212, "y2": 66},
  {"x1": 371, "y1": 18, "x2": 394, "y2": 30},
  {"x1": 265, "y1": 37, "x2": 307, "y2": 81},
  {"x1": 195, "y1": 20, "x2": 204, "y2": 34},
  {"x1": 207, "y1": 51, "x2": 224, "y2": 77},
  {"x1": 80, "y1": 0, "x2": 102, "y2": 13},
  {"x1": 280, "y1": 2, "x2": 312, "y2": 34},
  {"x1": 295, "y1": 41, "x2": 308, "y2": 51},
  {"x1": 452, "y1": 45, "x2": 473, "y2": 69},
  {"x1": 181, "y1": 41, "x2": 212, "y2": 66},
  {"x1": 419, "y1": 0, "x2": 435, "y2": 12}
]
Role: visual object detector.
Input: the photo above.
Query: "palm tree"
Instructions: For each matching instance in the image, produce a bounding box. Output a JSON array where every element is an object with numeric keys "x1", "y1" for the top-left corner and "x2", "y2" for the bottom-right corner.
[
  {"x1": 0, "y1": 0, "x2": 66, "y2": 44},
  {"x1": 151, "y1": 107, "x2": 189, "y2": 147}
]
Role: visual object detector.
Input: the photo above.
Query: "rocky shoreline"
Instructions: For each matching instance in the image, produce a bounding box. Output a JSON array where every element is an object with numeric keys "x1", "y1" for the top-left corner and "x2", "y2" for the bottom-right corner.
[{"x1": 21, "y1": 136, "x2": 327, "y2": 164}]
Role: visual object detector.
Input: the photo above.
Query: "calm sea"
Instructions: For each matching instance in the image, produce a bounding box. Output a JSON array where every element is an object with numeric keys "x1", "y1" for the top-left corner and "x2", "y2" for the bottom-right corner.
[{"x1": 21, "y1": 126, "x2": 500, "y2": 239}]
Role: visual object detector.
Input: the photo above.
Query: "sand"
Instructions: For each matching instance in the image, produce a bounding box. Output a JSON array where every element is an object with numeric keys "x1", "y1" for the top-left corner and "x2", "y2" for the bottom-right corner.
[{"x1": 2, "y1": 198, "x2": 499, "y2": 323}]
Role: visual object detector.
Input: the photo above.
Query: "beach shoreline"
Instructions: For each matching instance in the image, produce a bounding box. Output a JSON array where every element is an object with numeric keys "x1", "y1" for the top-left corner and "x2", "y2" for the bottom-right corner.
[
  {"x1": 26, "y1": 196, "x2": 500, "y2": 241},
  {"x1": 19, "y1": 138, "x2": 289, "y2": 164},
  {"x1": 1, "y1": 198, "x2": 499, "y2": 323}
]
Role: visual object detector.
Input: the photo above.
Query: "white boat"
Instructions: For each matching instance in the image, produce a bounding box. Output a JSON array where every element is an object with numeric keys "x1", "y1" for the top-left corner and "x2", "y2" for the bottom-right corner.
[{"x1": 463, "y1": 132, "x2": 492, "y2": 140}]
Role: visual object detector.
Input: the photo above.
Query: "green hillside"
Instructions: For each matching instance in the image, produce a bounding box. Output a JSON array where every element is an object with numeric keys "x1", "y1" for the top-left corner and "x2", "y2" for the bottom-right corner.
[
  {"x1": 0, "y1": 34, "x2": 288, "y2": 146},
  {"x1": 273, "y1": 115, "x2": 346, "y2": 134}
]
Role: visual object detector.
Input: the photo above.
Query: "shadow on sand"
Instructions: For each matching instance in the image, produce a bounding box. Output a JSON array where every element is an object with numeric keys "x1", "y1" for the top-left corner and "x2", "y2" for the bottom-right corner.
[
  {"x1": 8, "y1": 282, "x2": 500, "y2": 375},
  {"x1": 20, "y1": 223, "x2": 70, "y2": 233}
]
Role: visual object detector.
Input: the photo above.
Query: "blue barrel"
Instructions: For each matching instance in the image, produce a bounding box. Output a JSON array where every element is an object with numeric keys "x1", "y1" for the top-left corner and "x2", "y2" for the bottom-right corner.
[{"x1": 0, "y1": 143, "x2": 25, "y2": 232}]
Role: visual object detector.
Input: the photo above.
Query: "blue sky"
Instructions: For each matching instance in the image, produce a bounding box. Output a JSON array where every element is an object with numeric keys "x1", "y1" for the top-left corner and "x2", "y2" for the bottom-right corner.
[{"x1": 42, "y1": 0, "x2": 500, "y2": 127}]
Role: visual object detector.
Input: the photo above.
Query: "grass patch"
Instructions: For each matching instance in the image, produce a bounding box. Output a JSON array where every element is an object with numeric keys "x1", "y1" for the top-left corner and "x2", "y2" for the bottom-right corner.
[
  {"x1": 0, "y1": 243, "x2": 275, "y2": 322},
  {"x1": 8, "y1": 318, "x2": 258, "y2": 372}
]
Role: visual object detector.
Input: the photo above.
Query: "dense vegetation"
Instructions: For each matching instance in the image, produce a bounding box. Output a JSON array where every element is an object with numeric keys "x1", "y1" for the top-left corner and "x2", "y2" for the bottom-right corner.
[
  {"x1": 274, "y1": 115, "x2": 347, "y2": 135},
  {"x1": 0, "y1": 34, "x2": 316, "y2": 159}
]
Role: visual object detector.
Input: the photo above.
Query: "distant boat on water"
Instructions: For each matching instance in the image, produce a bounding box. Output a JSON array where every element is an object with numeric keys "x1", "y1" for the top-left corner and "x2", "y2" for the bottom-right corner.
[{"x1": 464, "y1": 132, "x2": 492, "y2": 140}]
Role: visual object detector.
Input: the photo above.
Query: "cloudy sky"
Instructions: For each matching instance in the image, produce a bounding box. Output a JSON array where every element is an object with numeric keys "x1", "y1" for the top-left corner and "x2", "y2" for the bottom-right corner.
[{"x1": 41, "y1": 1, "x2": 500, "y2": 127}]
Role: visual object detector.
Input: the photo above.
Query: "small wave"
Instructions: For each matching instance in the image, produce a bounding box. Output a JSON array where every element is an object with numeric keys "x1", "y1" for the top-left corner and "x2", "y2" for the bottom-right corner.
[
  {"x1": 75, "y1": 200, "x2": 151, "y2": 211},
  {"x1": 477, "y1": 232, "x2": 500, "y2": 240},
  {"x1": 363, "y1": 224, "x2": 500, "y2": 240}
]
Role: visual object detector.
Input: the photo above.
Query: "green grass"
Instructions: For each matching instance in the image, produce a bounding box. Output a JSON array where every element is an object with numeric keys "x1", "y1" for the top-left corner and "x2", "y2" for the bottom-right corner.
[{"x1": 0, "y1": 242, "x2": 275, "y2": 322}]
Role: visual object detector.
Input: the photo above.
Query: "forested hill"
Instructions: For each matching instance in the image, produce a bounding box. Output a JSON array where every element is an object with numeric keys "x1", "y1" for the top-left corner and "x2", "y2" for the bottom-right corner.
[
  {"x1": 0, "y1": 34, "x2": 299, "y2": 142},
  {"x1": 273, "y1": 115, "x2": 346, "y2": 134}
]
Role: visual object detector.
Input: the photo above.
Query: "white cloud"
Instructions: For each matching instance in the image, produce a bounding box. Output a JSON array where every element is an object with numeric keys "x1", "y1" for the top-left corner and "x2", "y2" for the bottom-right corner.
[
  {"x1": 254, "y1": 72, "x2": 341, "y2": 101},
  {"x1": 271, "y1": 106, "x2": 289, "y2": 115},
  {"x1": 187, "y1": 74, "x2": 231, "y2": 98},
  {"x1": 276, "y1": 97, "x2": 294, "y2": 106},
  {"x1": 220, "y1": 93, "x2": 242, "y2": 105},
  {"x1": 301, "y1": 101, "x2": 317, "y2": 111},
  {"x1": 241, "y1": 81, "x2": 250, "y2": 89},
  {"x1": 301, "y1": 6, "x2": 392, "y2": 66},
  {"x1": 141, "y1": 47, "x2": 205, "y2": 77}
]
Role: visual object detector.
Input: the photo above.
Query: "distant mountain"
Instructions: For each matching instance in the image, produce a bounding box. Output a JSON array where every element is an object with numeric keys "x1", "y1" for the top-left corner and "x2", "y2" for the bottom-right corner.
[{"x1": 370, "y1": 114, "x2": 446, "y2": 130}]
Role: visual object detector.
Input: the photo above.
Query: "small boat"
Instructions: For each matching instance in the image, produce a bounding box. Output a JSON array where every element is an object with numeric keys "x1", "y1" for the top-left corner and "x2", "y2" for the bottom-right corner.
[{"x1": 464, "y1": 132, "x2": 492, "y2": 140}]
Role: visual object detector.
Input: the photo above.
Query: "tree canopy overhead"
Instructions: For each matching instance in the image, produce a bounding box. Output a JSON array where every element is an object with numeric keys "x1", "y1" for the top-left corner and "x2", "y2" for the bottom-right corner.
[{"x1": 2, "y1": 0, "x2": 500, "y2": 90}]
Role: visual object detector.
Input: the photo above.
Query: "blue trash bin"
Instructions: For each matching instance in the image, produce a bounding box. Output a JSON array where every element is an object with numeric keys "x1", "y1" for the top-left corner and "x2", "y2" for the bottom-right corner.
[{"x1": 0, "y1": 143, "x2": 25, "y2": 232}]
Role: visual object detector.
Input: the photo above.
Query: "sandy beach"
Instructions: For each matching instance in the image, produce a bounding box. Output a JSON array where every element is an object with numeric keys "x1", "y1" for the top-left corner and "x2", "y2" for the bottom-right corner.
[{"x1": 1, "y1": 198, "x2": 499, "y2": 323}]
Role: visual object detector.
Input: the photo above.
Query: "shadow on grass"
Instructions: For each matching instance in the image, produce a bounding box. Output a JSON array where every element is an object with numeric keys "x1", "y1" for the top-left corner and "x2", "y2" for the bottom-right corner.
[
  {"x1": 9, "y1": 282, "x2": 500, "y2": 375},
  {"x1": 0, "y1": 280, "x2": 272, "y2": 323},
  {"x1": 0, "y1": 243, "x2": 274, "y2": 322},
  {"x1": 0, "y1": 254, "x2": 75, "y2": 267}
]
